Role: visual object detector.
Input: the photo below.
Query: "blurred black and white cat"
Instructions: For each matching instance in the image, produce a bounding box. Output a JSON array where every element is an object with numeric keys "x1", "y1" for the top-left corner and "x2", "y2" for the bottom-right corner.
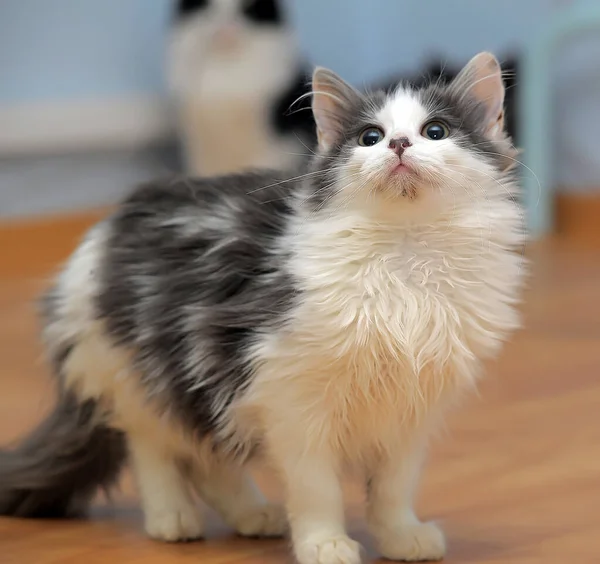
[
  {"x1": 168, "y1": 0, "x2": 314, "y2": 176},
  {"x1": 168, "y1": 0, "x2": 520, "y2": 178}
]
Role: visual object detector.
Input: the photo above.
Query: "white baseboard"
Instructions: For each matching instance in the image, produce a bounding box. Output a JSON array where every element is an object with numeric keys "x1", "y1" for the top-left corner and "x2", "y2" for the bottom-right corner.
[{"x1": 0, "y1": 97, "x2": 175, "y2": 157}]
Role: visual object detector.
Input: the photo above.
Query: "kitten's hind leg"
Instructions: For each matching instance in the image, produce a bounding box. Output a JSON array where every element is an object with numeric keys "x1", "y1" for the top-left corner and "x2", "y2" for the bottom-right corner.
[
  {"x1": 191, "y1": 452, "x2": 287, "y2": 538},
  {"x1": 129, "y1": 435, "x2": 204, "y2": 542}
]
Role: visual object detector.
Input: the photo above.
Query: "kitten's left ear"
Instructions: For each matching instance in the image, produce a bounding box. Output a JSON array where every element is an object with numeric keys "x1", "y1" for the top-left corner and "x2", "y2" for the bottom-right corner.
[
  {"x1": 312, "y1": 67, "x2": 362, "y2": 151},
  {"x1": 451, "y1": 52, "x2": 505, "y2": 138}
]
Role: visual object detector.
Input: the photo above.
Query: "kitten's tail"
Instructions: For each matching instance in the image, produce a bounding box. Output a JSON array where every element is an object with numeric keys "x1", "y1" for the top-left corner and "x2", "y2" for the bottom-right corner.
[{"x1": 0, "y1": 391, "x2": 127, "y2": 518}]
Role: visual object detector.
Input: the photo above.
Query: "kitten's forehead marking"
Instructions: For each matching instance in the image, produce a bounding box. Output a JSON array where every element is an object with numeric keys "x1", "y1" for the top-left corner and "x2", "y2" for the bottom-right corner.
[{"x1": 375, "y1": 90, "x2": 429, "y2": 138}]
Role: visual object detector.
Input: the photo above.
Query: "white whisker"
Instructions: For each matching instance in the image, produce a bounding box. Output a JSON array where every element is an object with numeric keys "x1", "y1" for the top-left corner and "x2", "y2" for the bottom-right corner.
[{"x1": 246, "y1": 169, "x2": 326, "y2": 194}]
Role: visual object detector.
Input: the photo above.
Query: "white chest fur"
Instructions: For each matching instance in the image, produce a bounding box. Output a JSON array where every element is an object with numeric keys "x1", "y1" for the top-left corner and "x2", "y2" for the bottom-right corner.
[{"x1": 240, "y1": 200, "x2": 525, "y2": 460}]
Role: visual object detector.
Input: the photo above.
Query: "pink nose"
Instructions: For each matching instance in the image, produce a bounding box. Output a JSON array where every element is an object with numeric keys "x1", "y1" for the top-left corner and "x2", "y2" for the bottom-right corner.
[{"x1": 388, "y1": 137, "x2": 412, "y2": 158}]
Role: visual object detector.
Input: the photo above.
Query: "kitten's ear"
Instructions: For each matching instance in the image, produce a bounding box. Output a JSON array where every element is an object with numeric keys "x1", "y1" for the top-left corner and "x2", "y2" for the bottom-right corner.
[
  {"x1": 312, "y1": 67, "x2": 362, "y2": 151},
  {"x1": 451, "y1": 52, "x2": 506, "y2": 138}
]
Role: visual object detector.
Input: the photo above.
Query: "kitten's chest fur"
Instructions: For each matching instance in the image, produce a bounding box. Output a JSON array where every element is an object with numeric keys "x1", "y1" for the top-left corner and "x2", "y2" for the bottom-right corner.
[
  {"x1": 242, "y1": 208, "x2": 524, "y2": 456},
  {"x1": 293, "y1": 211, "x2": 522, "y2": 355}
]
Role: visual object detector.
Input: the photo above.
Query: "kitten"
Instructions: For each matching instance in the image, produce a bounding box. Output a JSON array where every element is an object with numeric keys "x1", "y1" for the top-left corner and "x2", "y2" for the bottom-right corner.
[
  {"x1": 0, "y1": 52, "x2": 525, "y2": 563},
  {"x1": 168, "y1": 0, "x2": 314, "y2": 176}
]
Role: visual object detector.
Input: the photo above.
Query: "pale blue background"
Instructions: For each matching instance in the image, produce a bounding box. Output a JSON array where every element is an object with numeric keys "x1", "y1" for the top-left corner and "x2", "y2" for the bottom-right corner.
[
  {"x1": 0, "y1": 0, "x2": 551, "y2": 103},
  {"x1": 0, "y1": 0, "x2": 171, "y2": 103},
  {"x1": 286, "y1": 0, "x2": 550, "y2": 85}
]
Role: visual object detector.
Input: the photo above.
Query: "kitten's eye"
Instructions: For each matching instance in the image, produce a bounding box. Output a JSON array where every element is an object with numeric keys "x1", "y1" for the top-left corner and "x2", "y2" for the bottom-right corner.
[
  {"x1": 358, "y1": 127, "x2": 384, "y2": 147},
  {"x1": 421, "y1": 121, "x2": 450, "y2": 140}
]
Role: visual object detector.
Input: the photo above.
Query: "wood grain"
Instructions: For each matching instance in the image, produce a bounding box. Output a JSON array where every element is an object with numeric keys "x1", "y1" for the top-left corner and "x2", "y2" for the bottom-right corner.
[{"x1": 1, "y1": 211, "x2": 599, "y2": 563}]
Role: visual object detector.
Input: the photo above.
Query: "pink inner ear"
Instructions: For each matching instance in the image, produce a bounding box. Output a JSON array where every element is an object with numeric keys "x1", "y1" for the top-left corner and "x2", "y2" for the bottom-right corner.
[
  {"x1": 313, "y1": 92, "x2": 340, "y2": 149},
  {"x1": 311, "y1": 69, "x2": 358, "y2": 150},
  {"x1": 469, "y1": 56, "x2": 505, "y2": 126}
]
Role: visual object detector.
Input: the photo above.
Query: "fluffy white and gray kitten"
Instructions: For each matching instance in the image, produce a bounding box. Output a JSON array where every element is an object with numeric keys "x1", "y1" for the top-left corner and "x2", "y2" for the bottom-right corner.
[
  {"x1": 168, "y1": 0, "x2": 313, "y2": 176},
  {"x1": 0, "y1": 52, "x2": 525, "y2": 564}
]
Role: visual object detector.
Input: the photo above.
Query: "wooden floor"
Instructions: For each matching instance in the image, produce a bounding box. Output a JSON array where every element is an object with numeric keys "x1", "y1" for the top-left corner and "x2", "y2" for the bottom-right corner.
[{"x1": 1, "y1": 211, "x2": 600, "y2": 563}]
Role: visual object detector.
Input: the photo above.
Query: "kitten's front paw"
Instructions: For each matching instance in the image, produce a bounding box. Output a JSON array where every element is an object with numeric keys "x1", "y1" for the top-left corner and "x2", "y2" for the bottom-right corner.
[
  {"x1": 234, "y1": 503, "x2": 288, "y2": 538},
  {"x1": 144, "y1": 505, "x2": 204, "y2": 542},
  {"x1": 295, "y1": 534, "x2": 363, "y2": 564},
  {"x1": 377, "y1": 521, "x2": 445, "y2": 562}
]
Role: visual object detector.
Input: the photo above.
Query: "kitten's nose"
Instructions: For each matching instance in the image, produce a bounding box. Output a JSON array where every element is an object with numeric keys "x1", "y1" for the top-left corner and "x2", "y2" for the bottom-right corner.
[{"x1": 388, "y1": 137, "x2": 412, "y2": 158}]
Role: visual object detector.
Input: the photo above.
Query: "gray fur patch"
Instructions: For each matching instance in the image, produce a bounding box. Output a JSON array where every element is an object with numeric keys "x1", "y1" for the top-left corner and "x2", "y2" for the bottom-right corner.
[{"x1": 96, "y1": 173, "x2": 299, "y2": 437}]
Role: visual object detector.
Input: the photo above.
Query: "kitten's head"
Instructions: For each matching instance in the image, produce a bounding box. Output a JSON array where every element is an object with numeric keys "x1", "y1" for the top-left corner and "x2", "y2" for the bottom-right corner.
[{"x1": 308, "y1": 52, "x2": 519, "y2": 219}]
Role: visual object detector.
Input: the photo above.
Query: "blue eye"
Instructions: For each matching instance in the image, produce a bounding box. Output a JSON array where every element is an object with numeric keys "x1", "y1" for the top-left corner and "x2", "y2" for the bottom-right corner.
[
  {"x1": 421, "y1": 121, "x2": 450, "y2": 140},
  {"x1": 358, "y1": 126, "x2": 384, "y2": 147}
]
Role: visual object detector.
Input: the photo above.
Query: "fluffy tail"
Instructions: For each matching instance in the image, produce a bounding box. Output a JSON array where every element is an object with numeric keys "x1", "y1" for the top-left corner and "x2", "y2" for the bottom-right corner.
[{"x1": 0, "y1": 391, "x2": 127, "y2": 518}]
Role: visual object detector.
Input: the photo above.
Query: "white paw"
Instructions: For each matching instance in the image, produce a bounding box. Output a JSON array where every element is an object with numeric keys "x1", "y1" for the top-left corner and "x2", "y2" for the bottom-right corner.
[
  {"x1": 295, "y1": 534, "x2": 363, "y2": 564},
  {"x1": 377, "y1": 521, "x2": 445, "y2": 562},
  {"x1": 234, "y1": 503, "x2": 288, "y2": 538},
  {"x1": 144, "y1": 505, "x2": 204, "y2": 542}
]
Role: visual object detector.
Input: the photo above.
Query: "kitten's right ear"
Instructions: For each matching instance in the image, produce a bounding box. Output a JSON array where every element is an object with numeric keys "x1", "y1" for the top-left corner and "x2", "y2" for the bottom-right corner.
[
  {"x1": 451, "y1": 52, "x2": 506, "y2": 139},
  {"x1": 312, "y1": 67, "x2": 362, "y2": 151}
]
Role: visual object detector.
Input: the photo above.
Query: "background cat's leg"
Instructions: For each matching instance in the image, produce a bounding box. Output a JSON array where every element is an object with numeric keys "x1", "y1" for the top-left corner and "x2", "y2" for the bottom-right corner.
[
  {"x1": 190, "y1": 452, "x2": 287, "y2": 537},
  {"x1": 267, "y1": 430, "x2": 362, "y2": 564},
  {"x1": 365, "y1": 436, "x2": 445, "y2": 561},
  {"x1": 128, "y1": 434, "x2": 204, "y2": 542}
]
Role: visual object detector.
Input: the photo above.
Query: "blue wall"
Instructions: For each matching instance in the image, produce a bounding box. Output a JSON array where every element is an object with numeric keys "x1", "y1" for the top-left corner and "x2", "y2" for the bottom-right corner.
[
  {"x1": 286, "y1": 0, "x2": 550, "y2": 85},
  {"x1": 0, "y1": 0, "x2": 552, "y2": 104},
  {"x1": 0, "y1": 0, "x2": 171, "y2": 103}
]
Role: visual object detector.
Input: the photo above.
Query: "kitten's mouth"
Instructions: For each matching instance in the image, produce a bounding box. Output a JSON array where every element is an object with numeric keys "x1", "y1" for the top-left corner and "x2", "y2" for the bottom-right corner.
[
  {"x1": 393, "y1": 163, "x2": 410, "y2": 174},
  {"x1": 389, "y1": 160, "x2": 417, "y2": 180},
  {"x1": 386, "y1": 161, "x2": 418, "y2": 199}
]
